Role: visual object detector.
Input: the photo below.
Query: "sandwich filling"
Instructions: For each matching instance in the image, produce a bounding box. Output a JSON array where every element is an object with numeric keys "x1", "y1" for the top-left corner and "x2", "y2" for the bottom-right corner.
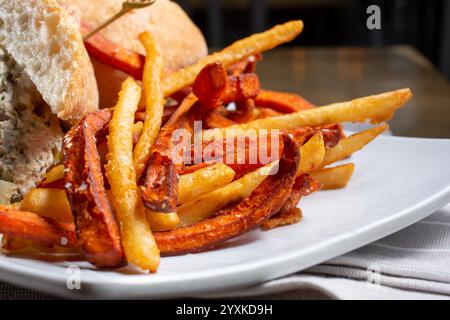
[{"x1": 0, "y1": 48, "x2": 63, "y2": 203}]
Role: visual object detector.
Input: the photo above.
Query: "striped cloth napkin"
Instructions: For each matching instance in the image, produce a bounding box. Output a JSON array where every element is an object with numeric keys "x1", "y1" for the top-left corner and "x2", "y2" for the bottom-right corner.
[{"x1": 216, "y1": 204, "x2": 450, "y2": 300}]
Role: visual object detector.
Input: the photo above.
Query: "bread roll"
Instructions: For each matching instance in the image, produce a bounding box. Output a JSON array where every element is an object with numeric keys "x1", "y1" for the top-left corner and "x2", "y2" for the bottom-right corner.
[{"x1": 0, "y1": 0, "x2": 98, "y2": 120}]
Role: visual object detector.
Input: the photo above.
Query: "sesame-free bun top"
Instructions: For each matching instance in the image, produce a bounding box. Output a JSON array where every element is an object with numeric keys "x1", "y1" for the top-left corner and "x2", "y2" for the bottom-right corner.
[
  {"x1": 0, "y1": 0, "x2": 99, "y2": 120},
  {"x1": 59, "y1": 0, "x2": 208, "y2": 71}
]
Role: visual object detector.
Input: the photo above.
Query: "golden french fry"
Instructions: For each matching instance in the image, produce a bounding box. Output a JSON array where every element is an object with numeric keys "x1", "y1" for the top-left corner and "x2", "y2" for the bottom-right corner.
[
  {"x1": 133, "y1": 32, "x2": 165, "y2": 180},
  {"x1": 321, "y1": 125, "x2": 387, "y2": 167},
  {"x1": 203, "y1": 89, "x2": 411, "y2": 140},
  {"x1": 40, "y1": 165, "x2": 64, "y2": 186},
  {"x1": 162, "y1": 20, "x2": 303, "y2": 97},
  {"x1": 298, "y1": 133, "x2": 325, "y2": 175},
  {"x1": 105, "y1": 78, "x2": 160, "y2": 272},
  {"x1": 20, "y1": 188, "x2": 72, "y2": 223},
  {"x1": 178, "y1": 162, "x2": 278, "y2": 227},
  {"x1": 178, "y1": 164, "x2": 236, "y2": 204},
  {"x1": 146, "y1": 211, "x2": 179, "y2": 232},
  {"x1": 311, "y1": 163, "x2": 355, "y2": 190},
  {"x1": 132, "y1": 121, "x2": 143, "y2": 139}
]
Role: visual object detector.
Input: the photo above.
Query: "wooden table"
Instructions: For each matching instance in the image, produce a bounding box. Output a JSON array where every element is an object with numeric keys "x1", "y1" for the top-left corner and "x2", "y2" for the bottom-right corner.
[{"x1": 257, "y1": 45, "x2": 450, "y2": 138}]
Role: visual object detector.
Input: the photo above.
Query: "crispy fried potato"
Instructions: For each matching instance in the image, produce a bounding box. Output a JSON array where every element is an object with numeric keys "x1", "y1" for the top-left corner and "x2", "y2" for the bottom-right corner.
[
  {"x1": 298, "y1": 133, "x2": 325, "y2": 175},
  {"x1": 255, "y1": 90, "x2": 314, "y2": 113},
  {"x1": 203, "y1": 89, "x2": 411, "y2": 140},
  {"x1": 0, "y1": 206, "x2": 77, "y2": 248},
  {"x1": 146, "y1": 211, "x2": 180, "y2": 232},
  {"x1": 178, "y1": 164, "x2": 236, "y2": 204},
  {"x1": 261, "y1": 207, "x2": 302, "y2": 230},
  {"x1": 311, "y1": 163, "x2": 355, "y2": 190},
  {"x1": 162, "y1": 21, "x2": 303, "y2": 96},
  {"x1": 321, "y1": 125, "x2": 387, "y2": 167},
  {"x1": 178, "y1": 162, "x2": 278, "y2": 227},
  {"x1": 63, "y1": 109, "x2": 125, "y2": 268},
  {"x1": 154, "y1": 135, "x2": 300, "y2": 256},
  {"x1": 20, "y1": 188, "x2": 72, "y2": 223},
  {"x1": 133, "y1": 32, "x2": 165, "y2": 180},
  {"x1": 40, "y1": 165, "x2": 64, "y2": 186},
  {"x1": 106, "y1": 78, "x2": 160, "y2": 272}
]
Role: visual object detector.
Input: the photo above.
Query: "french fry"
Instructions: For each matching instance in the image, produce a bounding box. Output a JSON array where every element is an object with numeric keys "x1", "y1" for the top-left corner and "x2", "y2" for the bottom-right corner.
[
  {"x1": 20, "y1": 188, "x2": 72, "y2": 223},
  {"x1": 133, "y1": 32, "x2": 165, "y2": 180},
  {"x1": 298, "y1": 133, "x2": 325, "y2": 175},
  {"x1": 147, "y1": 211, "x2": 180, "y2": 232},
  {"x1": 321, "y1": 125, "x2": 387, "y2": 167},
  {"x1": 132, "y1": 121, "x2": 143, "y2": 143},
  {"x1": 203, "y1": 89, "x2": 412, "y2": 140},
  {"x1": 178, "y1": 164, "x2": 236, "y2": 204},
  {"x1": 40, "y1": 165, "x2": 64, "y2": 186},
  {"x1": 310, "y1": 163, "x2": 355, "y2": 190},
  {"x1": 105, "y1": 78, "x2": 160, "y2": 272},
  {"x1": 178, "y1": 162, "x2": 278, "y2": 227},
  {"x1": 162, "y1": 20, "x2": 303, "y2": 96}
]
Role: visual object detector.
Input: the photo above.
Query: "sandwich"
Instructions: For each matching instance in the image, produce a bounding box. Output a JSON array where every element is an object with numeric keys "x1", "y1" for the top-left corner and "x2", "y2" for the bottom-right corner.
[
  {"x1": 58, "y1": 0, "x2": 208, "y2": 108},
  {"x1": 0, "y1": 0, "x2": 98, "y2": 203}
]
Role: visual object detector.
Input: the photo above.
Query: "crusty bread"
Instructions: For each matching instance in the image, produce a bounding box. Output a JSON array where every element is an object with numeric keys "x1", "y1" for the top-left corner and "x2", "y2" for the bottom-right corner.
[
  {"x1": 0, "y1": 0, "x2": 98, "y2": 120},
  {"x1": 59, "y1": 0, "x2": 208, "y2": 71}
]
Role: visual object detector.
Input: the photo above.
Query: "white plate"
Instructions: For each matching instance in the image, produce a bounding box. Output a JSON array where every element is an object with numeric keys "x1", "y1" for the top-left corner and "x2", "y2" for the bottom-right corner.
[{"x1": 1, "y1": 135, "x2": 450, "y2": 299}]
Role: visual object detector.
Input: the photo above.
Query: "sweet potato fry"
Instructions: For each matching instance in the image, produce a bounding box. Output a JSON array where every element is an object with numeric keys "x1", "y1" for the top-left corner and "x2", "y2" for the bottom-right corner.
[
  {"x1": 178, "y1": 164, "x2": 236, "y2": 204},
  {"x1": 20, "y1": 188, "x2": 72, "y2": 224},
  {"x1": 255, "y1": 89, "x2": 314, "y2": 113},
  {"x1": 205, "y1": 109, "x2": 237, "y2": 128},
  {"x1": 193, "y1": 62, "x2": 260, "y2": 111},
  {"x1": 0, "y1": 206, "x2": 77, "y2": 248},
  {"x1": 141, "y1": 94, "x2": 197, "y2": 213},
  {"x1": 261, "y1": 208, "x2": 302, "y2": 230},
  {"x1": 261, "y1": 173, "x2": 321, "y2": 230},
  {"x1": 203, "y1": 89, "x2": 412, "y2": 140},
  {"x1": 81, "y1": 23, "x2": 145, "y2": 79},
  {"x1": 321, "y1": 125, "x2": 387, "y2": 167},
  {"x1": 64, "y1": 108, "x2": 125, "y2": 268},
  {"x1": 162, "y1": 20, "x2": 303, "y2": 96},
  {"x1": 133, "y1": 32, "x2": 165, "y2": 180},
  {"x1": 106, "y1": 78, "x2": 160, "y2": 272},
  {"x1": 154, "y1": 135, "x2": 300, "y2": 255},
  {"x1": 311, "y1": 163, "x2": 355, "y2": 189}
]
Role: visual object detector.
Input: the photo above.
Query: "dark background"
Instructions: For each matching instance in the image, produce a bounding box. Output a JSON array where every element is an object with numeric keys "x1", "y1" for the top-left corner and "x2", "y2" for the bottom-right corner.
[{"x1": 176, "y1": 0, "x2": 450, "y2": 81}]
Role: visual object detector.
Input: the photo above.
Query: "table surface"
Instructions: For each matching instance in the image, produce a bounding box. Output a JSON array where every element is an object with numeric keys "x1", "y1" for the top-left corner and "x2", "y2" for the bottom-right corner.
[{"x1": 257, "y1": 45, "x2": 450, "y2": 138}]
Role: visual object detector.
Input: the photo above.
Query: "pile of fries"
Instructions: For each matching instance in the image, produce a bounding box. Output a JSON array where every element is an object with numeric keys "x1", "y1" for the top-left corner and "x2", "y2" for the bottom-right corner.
[{"x1": 0, "y1": 20, "x2": 412, "y2": 272}]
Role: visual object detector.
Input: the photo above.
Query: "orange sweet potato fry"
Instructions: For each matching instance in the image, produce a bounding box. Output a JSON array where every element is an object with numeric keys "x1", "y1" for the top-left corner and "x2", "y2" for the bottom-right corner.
[
  {"x1": 153, "y1": 135, "x2": 300, "y2": 256},
  {"x1": 193, "y1": 62, "x2": 260, "y2": 111},
  {"x1": 81, "y1": 24, "x2": 145, "y2": 80},
  {"x1": 63, "y1": 109, "x2": 126, "y2": 268},
  {"x1": 255, "y1": 89, "x2": 315, "y2": 113},
  {"x1": 0, "y1": 206, "x2": 78, "y2": 248},
  {"x1": 141, "y1": 94, "x2": 198, "y2": 212}
]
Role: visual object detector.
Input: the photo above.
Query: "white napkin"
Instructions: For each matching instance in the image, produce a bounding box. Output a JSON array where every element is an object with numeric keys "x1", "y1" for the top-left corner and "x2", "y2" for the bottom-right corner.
[{"x1": 213, "y1": 204, "x2": 450, "y2": 300}]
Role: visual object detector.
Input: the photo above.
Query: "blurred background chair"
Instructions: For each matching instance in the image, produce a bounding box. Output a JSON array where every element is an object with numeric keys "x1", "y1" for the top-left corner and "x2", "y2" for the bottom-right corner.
[{"x1": 176, "y1": 0, "x2": 450, "y2": 80}]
